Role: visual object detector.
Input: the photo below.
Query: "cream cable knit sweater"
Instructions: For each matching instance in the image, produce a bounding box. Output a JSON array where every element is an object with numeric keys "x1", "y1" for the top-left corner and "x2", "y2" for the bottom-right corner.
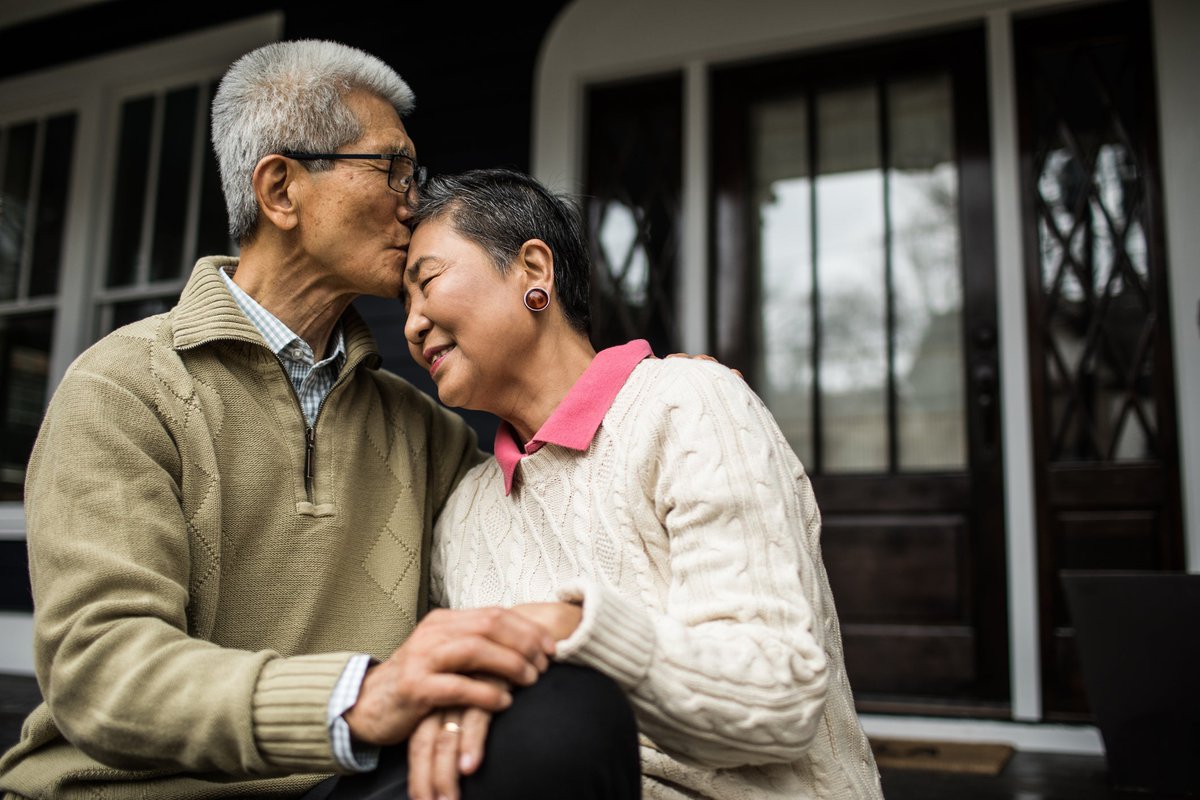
[{"x1": 432, "y1": 358, "x2": 883, "y2": 800}]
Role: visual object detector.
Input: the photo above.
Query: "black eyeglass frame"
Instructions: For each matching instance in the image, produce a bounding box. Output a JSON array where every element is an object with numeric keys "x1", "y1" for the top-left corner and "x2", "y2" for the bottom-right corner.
[{"x1": 280, "y1": 152, "x2": 427, "y2": 194}]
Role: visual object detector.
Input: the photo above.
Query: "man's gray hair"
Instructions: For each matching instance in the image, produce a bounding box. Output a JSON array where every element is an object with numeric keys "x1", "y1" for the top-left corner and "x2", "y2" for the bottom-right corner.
[{"x1": 211, "y1": 39, "x2": 415, "y2": 243}]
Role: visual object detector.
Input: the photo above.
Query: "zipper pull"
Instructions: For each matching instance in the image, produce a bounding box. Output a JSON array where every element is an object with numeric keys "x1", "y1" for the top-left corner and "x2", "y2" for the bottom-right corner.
[{"x1": 305, "y1": 427, "x2": 315, "y2": 497}]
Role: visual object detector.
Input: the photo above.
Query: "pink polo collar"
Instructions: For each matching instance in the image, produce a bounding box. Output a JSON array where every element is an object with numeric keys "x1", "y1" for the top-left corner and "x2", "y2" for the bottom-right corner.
[{"x1": 494, "y1": 339, "x2": 653, "y2": 494}]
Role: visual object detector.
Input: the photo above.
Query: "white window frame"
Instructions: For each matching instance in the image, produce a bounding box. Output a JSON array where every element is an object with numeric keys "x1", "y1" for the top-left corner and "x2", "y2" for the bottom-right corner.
[{"x1": 0, "y1": 13, "x2": 283, "y2": 540}]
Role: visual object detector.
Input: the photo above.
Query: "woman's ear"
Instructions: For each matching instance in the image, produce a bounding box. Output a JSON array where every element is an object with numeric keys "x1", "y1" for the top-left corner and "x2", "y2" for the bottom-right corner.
[
  {"x1": 252, "y1": 154, "x2": 300, "y2": 232},
  {"x1": 516, "y1": 238, "x2": 555, "y2": 290}
]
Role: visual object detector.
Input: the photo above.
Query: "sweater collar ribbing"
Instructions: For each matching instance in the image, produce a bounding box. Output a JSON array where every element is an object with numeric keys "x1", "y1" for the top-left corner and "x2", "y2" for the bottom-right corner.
[{"x1": 171, "y1": 256, "x2": 382, "y2": 371}]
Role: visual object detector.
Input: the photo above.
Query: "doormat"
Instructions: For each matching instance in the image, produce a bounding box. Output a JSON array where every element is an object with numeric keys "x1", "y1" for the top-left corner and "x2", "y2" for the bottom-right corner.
[{"x1": 869, "y1": 738, "x2": 1014, "y2": 775}]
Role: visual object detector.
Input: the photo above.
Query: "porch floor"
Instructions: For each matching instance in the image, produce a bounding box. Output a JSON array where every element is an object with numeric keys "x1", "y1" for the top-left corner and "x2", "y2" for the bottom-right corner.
[{"x1": 0, "y1": 673, "x2": 1187, "y2": 798}]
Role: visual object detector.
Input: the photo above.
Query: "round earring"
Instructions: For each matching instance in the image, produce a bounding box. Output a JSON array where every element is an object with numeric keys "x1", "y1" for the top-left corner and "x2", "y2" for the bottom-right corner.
[{"x1": 523, "y1": 287, "x2": 550, "y2": 312}]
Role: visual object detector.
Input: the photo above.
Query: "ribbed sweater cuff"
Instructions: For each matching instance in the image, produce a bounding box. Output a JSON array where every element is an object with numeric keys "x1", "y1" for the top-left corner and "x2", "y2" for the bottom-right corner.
[
  {"x1": 555, "y1": 581, "x2": 655, "y2": 689},
  {"x1": 253, "y1": 652, "x2": 356, "y2": 771}
]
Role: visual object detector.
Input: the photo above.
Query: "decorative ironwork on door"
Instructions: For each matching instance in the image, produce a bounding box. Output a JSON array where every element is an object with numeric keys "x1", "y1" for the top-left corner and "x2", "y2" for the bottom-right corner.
[
  {"x1": 1031, "y1": 34, "x2": 1160, "y2": 464},
  {"x1": 584, "y1": 75, "x2": 683, "y2": 355}
]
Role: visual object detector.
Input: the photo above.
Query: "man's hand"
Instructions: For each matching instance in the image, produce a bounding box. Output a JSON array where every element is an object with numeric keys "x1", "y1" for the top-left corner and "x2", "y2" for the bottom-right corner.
[{"x1": 343, "y1": 607, "x2": 554, "y2": 745}]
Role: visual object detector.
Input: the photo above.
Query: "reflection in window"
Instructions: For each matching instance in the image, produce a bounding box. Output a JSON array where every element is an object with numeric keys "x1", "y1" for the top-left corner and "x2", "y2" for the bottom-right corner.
[
  {"x1": 0, "y1": 313, "x2": 53, "y2": 501},
  {"x1": 816, "y1": 85, "x2": 888, "y2": 473},
  {"x1": 890, "y1": 76, "x2": 965, "y2": 471},
  {"x1": 1, "y1": 123, "x2": 37, "y2": 303},
  {"x1": 2, "y1": 115, "x2": 75, "y2": 303},
  {"x1": 0, "y1": 113, "x2": 78, "y2": 502},
  {"x1": 753, "y1": 74, "x2": 965, "y2": 474},
  {"x1": 754, "y1": 99, "x2": 814, "y2": 464},
  {"x1": 597, "y1": 202, "x2": 650, "y2": 307}
]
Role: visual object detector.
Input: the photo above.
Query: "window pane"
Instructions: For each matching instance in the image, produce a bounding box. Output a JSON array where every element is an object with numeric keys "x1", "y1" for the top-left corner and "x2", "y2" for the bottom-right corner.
[
  {"x1": 816, "y1": 85, "x2": 887, "y2": 473},
  {"x1": 106, "y1": 95, "x2": 154, "y2": 288},
  {"x1": 150, "y1": 86, "x2": 199, "y2": 282},
  {"x1": 29, "y1": 113, "x2": 77, "y2": 297},
  {"x1": 195, "y1": 80, "x2": 232, "y2": 262},
  {"x1": 889, "y1": 75, "x2": 966, "y2": 470},
  {"x1": 107, "y1": 295, "x2": 176, "y2": 334},
  {"x1": 753, "y1": 98, "x2": 814, "y2": 466},
  {"x1": 0, "y1": 312, "x2": 53, "y2": 502},
  {"x1": 1, "y1": 122, "x2": 37, "y2": 302}
]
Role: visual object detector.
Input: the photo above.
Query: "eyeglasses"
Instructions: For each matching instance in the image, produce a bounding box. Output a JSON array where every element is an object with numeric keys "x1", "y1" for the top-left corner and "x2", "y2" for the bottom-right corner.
[{"x1": 281, "y1": 152, "x2": 427, "y2": 194}]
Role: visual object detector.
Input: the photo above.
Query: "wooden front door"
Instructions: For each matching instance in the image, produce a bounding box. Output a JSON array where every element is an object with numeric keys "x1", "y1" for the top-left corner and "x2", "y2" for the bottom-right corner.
[
  {"x1": 713, "y1": 26, "x2": 1010, "y2": 714},
  {"x1": 1013, "y1": 0, "x2": 1185, "y2": 720}
]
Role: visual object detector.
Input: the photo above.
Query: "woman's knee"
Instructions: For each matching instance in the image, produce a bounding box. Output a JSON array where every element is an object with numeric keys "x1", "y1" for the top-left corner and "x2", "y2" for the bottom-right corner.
[{"x1": 462, "y1": 663, "x2": 641, "y2": 799}]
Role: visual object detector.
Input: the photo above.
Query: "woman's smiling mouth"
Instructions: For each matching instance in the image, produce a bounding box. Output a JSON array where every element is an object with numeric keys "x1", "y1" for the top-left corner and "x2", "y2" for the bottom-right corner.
[{"x1": 426, "y1": 344, "x2": 456, "y2": 375}]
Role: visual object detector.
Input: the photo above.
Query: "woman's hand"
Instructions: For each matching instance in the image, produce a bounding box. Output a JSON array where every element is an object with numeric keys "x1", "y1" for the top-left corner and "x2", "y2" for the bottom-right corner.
[
  {"x1": 510, "y1": 601, "x2": 583, "y2": 643},
  {"x1": 406, "y1": 695, "x2": 497, "y2": 800}
]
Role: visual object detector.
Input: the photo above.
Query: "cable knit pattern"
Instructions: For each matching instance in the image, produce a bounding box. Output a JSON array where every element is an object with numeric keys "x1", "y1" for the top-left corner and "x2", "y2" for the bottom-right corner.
[
  {"x1": 0, "y1": 258, "x2": 482, "y2": 800},
  {"x1": 433, "y1": 358, "x2": 883, "y2": 800}
]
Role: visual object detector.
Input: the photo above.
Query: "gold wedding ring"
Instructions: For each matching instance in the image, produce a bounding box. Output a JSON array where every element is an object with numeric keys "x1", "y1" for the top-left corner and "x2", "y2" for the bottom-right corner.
[{"x1": 442, "y1": 721, "x2": 462, "y2": 734}]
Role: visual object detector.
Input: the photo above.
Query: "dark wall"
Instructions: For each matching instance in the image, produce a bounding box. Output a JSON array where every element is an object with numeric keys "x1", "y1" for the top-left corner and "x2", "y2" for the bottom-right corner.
[
  {"x1": 0, "y1": 1, "x2": 284, "y2": 79},
  {"x1": 0, "y1": 0, "x2": 572, "y2": 452}
]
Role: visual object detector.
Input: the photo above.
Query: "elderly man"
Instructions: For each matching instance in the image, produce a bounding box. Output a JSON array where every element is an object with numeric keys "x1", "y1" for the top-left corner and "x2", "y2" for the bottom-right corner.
[{"x1": 0, "y1": 40, "x2": 638, "y2": 800}]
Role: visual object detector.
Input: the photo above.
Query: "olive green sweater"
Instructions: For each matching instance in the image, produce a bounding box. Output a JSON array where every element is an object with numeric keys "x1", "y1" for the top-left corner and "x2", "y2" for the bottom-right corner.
[{"x1": 0, "y1": 257, "x2": 480, "y2": 799}]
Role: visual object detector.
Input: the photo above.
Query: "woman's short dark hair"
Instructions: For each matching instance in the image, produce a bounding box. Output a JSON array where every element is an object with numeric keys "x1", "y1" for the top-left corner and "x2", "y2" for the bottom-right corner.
[{"x1": 411, "y1": 168, "x2": 591, "y2": 334}]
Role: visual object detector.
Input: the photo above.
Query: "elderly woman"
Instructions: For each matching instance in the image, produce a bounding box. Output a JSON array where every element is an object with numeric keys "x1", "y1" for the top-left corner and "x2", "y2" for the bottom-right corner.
[{"x1": 401, "y1": 168, "x2": 883, "y2": 800}]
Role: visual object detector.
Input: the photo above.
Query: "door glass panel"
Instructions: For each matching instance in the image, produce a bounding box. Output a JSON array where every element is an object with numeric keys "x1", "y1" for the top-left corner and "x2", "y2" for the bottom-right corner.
[
  {"x1": 816, "y1": 85, "x2": 886, "y2": 473},
  {"x1": 753, "y1": 99, "x2": 814, "y2": 466},
  {"x1": 889, "y1": 75, "x2": 965, "y2": 470},
  {"x1": 1036, "y1": 141, "x2": 1155, "y2": 462},
  {"x1": 0, "y1": 312, "x2": 53, "y2": 501},
  {"x1": 597, "y1": 202, "x2": 650, "y2": 307},
  {"x1": 584, "y1": 75, "x2": 683, "y2": 355},
  {"x1": 1, "y1": 122, "x2": 37, "y2": 302},
  {"x1": 583, "y1": 74, "x2": 681, "y2": 357},
  {"x1": 751, "y1": 74, "x2": 965, "y2": 475}
]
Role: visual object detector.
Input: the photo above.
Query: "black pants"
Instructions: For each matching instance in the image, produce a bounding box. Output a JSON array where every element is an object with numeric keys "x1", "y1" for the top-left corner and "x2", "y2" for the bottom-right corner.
[{"x1": 302, "y1": 664, "x2": 641, "y2": 800}]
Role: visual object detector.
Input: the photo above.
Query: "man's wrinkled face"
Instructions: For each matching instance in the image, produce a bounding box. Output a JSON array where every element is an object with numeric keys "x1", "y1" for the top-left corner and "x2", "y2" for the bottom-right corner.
[{"x1": 294, "y1": 90, "x2": 417, "y2": 299}]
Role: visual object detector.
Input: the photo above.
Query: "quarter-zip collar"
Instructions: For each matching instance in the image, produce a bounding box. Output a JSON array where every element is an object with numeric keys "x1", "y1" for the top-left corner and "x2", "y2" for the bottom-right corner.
[{"x1": 171, "y1": 257, "x2": 383, "y2": 374}]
